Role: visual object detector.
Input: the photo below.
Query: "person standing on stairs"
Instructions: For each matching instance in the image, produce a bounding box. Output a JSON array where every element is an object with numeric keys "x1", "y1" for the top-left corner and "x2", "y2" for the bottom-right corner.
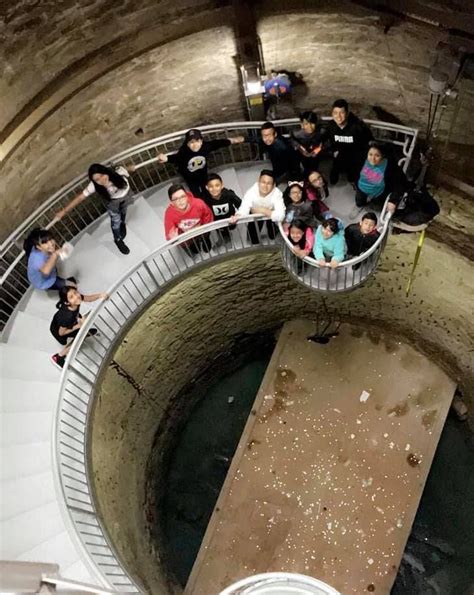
[
  {"x1": 50, "y1": 286, "x2": 108, "y2": 369},
  {"x1": 157, "y1": 129, "x2": 245, "y2": 198},
  {"x1": 24, "y1": 228, "x2": 77, "y2": 291},
  {"x1": 55, "y1": 163, "x2": 136, "y2": 255}
]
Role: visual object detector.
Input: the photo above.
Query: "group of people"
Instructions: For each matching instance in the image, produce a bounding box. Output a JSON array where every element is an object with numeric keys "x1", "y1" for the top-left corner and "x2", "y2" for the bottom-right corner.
[{"x1": 24, "y1": 98, "x2": 409, "y2": 369}]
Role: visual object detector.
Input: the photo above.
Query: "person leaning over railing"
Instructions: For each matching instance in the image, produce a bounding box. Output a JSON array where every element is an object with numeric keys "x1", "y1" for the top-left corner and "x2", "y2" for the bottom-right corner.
[
  {"x1": 203, "y1": 173, "x2": 242, "y2": 246},
  {"x1": 229, "y1": 169, "x2": 285, "y2": 245},
  {"x1": 282, "y1": 181, "x2": 319, "y2": 231},
  {"x1": 287, "y1": 220, "x2": 315, "y2": 274},
  {"x1": 314, "y1": 217, "x2": 347, "y2": 268},
  {"x1": 354, "y1": 141, "x2": 409, "y2": 216},
  {"x1": 156, "y1": 128, "x2": 244, "y2": 198},
  {"x1": 55, "y1": 163, "x2": 136, "y2": 255},
  {"x1": 164, "y1": 183, "x2": 214, "y2": 256},
  {"x1": 344, "y1": 212, "x2": 380, "y2": 258},
  {"x1": 24, "y1": 228, "x2": 77, "y2": 291},
  {"x1": 50, "y1": 286, "x2": 108, "y2": 370}
]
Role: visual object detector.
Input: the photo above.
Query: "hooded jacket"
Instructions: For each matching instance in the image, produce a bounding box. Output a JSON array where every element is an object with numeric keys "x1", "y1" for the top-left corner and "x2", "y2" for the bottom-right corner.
[{"x1": 326, "y1": 113, "x2": 373, "y2": 156}]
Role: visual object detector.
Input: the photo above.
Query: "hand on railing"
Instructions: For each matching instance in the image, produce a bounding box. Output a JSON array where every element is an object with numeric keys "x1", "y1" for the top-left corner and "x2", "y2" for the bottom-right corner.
[{"x1": 157, "y1": 152, "x2": 168, "y2": 164}]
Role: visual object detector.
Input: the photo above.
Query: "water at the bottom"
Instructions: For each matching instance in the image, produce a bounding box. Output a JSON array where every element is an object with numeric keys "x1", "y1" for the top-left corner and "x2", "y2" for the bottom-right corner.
[{"x1": 161, "y1": 361, "x2": 474, "y2": 593}]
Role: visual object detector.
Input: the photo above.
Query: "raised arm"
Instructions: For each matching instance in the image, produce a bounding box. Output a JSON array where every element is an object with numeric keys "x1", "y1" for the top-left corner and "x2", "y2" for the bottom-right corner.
[{"x1": 55, "y1": 190, "x2": 87, "y2": 220}]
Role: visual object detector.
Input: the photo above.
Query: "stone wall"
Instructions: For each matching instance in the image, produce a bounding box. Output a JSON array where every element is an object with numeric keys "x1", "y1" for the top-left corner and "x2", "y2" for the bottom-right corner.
[
  {"x1": 90, "y1": 228, "x2": 473, "y2": 592},
  {"x1": 3, "y1": 0, "x2": 474, "y2": 242}
]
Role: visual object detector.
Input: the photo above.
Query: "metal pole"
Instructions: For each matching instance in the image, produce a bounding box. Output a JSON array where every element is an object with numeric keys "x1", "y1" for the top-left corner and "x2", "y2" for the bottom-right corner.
[{"x1": 406, "y1": 229, "x2": 426, "y2": 297}]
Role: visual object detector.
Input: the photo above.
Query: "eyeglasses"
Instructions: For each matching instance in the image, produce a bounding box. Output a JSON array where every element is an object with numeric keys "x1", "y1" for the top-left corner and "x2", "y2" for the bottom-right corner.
[{"x1": 170, "y1": 194, "x2": 187, "y2": 202}]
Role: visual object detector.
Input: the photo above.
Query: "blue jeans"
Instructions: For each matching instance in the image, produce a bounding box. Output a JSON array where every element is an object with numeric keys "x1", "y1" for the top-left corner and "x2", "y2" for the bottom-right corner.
[{"x1": 106, "y1": 191, "x2": 132, "y2": 240}]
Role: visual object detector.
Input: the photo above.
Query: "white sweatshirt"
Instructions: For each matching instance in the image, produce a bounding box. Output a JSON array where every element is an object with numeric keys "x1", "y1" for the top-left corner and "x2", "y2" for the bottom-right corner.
[{"x1": 237, "y1": 183, "x2": 285, "y2": 222}]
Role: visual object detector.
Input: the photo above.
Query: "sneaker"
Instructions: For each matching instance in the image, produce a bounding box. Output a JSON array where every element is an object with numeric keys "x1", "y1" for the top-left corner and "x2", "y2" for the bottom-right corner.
[
  {"x1": 349, "y1": 205, "x2": 364, "y2": 219},
  {"x1": 86, "y1": 328, "x2": 99, "y2": 338},
  {"x1": 120, "y1": 222, "x2": 127, "y2": 239},
  {"x1": 51, "y1": 353, "x2": 65, "y2": 370},
  {"x1": 115, "y1": 238, "x2": 130, "y2": 254}
]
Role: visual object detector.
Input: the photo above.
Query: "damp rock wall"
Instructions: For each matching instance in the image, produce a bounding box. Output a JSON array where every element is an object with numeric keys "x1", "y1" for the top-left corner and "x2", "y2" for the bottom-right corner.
[{"x1": 90, "y1": 228, "x2": 473, "y2": 593}]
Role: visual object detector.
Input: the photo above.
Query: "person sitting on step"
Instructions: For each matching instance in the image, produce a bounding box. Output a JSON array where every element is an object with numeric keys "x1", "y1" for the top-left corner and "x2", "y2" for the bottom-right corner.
[
  {"x1": 164, "y1": 183, "x2": 214, "y2": 256},
  {"x1": 203, "y1": 173, "x2": 242, "y2": 245},
  {"x1": 230, "y1": 169, "x2": 285, "y2": 245},
  {"x1": 50, "y1": 286, "x2": 108, "y2": 370},
  {"x1": 314, "y1": 217, "x2": 346, "y2": 268},
  {"x1": 24, "y1": 228, "x2": 77, "y2": 291},
  {"x1": 157, "y1": 129, "x2": 244, "y2": 198},
  {"x1": 55, "y1": 163, "x2": 136, "y2": 255}
]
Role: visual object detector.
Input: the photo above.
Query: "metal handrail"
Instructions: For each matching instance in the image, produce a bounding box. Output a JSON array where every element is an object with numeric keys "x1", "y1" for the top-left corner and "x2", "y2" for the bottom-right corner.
[
  {"x1": 0, "y1": 118, "x2": 417, "y2": 329},
  {"x1": 278, "y1": 197, "x2": 393, "y2": 292},
  {"x1": 52, "y1": 215, "x2": 277, "y2": 592},
  {"x1": 4, "y1": 119, "x2": 418, "y2": 590}
]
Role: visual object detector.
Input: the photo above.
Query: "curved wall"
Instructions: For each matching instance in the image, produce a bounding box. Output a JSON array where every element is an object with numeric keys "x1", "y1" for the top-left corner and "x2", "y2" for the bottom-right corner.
[
  {"x1": 90, "y1": 229, "x2": 473, "y2": 592},
  {"x1": 3, "y1": 0, "x2": 474, "y2": 241}
]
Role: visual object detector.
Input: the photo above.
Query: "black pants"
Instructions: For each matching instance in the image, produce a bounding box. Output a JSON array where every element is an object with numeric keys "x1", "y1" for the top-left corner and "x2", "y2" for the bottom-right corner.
[
  {"x1": 331, "y1": 152, "x2": 364, "y2": 184},
  {"x1": 182, "y1": 233, "x2": 212, "y2": 256},
  {"x1": 47, "y1": 276, "x2": 77, "y2": 291},
  {"x1": 247, "y1": 220, "x2": 277, "y2": 245},
  {"x1": 355, "y1": 188, "x2": 389, "y2": 208}
]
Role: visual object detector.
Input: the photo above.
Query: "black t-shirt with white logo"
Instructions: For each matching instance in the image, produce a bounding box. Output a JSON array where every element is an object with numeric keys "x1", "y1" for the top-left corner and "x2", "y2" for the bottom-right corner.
[
  {"x1": 202, "y1": 188, "x2": 242, "y2": 221},
  {"x1": 168, "y1": 139, "x2": 231, "y2": 185},
  {"x1": 50, "y1": 306, "x2": 82, "y2": 343}
]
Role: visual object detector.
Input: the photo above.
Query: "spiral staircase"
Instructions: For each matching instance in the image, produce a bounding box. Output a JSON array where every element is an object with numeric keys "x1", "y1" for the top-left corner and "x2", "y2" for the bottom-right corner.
[{"x1": 0, "y1": 120, "x2": 417, "y2": 593}]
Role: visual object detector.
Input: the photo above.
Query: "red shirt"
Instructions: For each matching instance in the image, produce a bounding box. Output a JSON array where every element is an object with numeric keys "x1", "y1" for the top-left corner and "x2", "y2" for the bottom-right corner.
[{"x1": 164, "y1": 193, "x2": 214, "y2": 240}]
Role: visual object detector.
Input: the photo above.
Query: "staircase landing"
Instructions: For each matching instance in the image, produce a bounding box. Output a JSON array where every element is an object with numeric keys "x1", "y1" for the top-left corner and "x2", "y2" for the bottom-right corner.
[{"x1": 186, "y1": 320, "x2": 456, "y2": 595}]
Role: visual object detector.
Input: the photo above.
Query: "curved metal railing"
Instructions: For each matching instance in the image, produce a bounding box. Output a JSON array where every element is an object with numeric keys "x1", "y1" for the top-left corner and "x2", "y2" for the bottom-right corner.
[
  {"x1": 52, "y1": 216, "x2": 277, "y2": 592},
  {"x1": 0, "y1": 118, "x2": 418, "y2": 329},
  {"x1": 279, "y1": 198, "x2": 393, "y2": 292}
]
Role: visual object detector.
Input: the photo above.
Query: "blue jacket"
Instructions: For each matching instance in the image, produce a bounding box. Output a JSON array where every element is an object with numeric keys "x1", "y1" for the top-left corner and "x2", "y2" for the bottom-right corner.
[{"x1": 314, "y1": 226, "x2": 346, "y2": 262}]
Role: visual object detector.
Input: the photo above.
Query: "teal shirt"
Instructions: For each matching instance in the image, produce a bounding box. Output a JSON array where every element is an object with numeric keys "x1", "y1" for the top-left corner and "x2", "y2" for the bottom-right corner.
[{"x1": 314, "y1": 226, "x2": 346, "y2": 262}]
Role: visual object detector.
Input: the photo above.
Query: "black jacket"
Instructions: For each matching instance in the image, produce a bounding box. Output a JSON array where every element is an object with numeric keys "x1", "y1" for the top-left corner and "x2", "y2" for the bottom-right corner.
[
  {"x1": 202, "y1": 188, "x2": 241, "y2": 221},
  {"x1": 345, "y1": 224, "x2": 380, "y2": 257},
  {"x1": 327, "y1": 113, "x2": 373, "y2": 157},
  {"x1": 382, "y1": 159, "x2": 410, "y2": 206},
  {"x1": 168, "y1": 139, "x2": 231, "y2": 184},
  {"x1": 259, "y1": 136, "x2": 301, "y2": 180}
]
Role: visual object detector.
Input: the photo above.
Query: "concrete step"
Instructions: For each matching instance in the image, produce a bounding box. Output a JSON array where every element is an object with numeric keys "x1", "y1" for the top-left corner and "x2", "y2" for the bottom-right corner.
[
  {"x1": 17, "y1": 530, "x2": 81, "y2": 575},
  {"x1": 5, "y1": 310, "x2": 60, "y2": 352},
  {"x1": 0, "y1": 379, "x2": 58, "y2": 413},
  {"x1": 90, "y1": 216, "x2": 151, "y2": 263},
  {"x1": 0, "y1": 500, "x2": 64, "y2": 559},
  {"x1": 1, "y1": 411, "x2": 53, "y2": 446},
  {"x1": 1, "y1": 441, "x2": 51, "y2": 480},
  {"x1": 215, "y1": 166, "x2": 244, "y2": 199},
  {"x1": 60, "y1": 240, "x2": 122, "y2": 295},
  {"x1": 234, "y1": 162, "x2": 269, "y2": 196},
  {"x1": 20, "y1": 289, "x2": 58, "y2": 321},
  {"x1": 1, "y1": 470, "x2": 55, "y2": 521},
  {"x1": 124, "y1": 196, "x2": 164, "y2": 250},
  {"x1": 1, "y1": 345, "x2": 59, "y2": 381}
]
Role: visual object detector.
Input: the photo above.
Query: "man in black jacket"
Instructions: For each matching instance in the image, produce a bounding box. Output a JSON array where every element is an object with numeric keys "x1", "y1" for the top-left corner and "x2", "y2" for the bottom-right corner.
[
  {"x1": 260, "y1": 122, "x2": 301, "y2": 183},
  {"x1": 326, "y1": 99, "x2": 373, "y2": 185},
  {"x1": 157, "y1": 129, "x2": 244, "y2": 197}
]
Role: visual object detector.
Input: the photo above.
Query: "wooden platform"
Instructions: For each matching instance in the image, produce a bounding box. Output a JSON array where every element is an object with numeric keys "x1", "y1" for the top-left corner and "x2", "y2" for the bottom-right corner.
[{"x1": 185, "y1": 321, "x2": 456, "y2": 595}]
